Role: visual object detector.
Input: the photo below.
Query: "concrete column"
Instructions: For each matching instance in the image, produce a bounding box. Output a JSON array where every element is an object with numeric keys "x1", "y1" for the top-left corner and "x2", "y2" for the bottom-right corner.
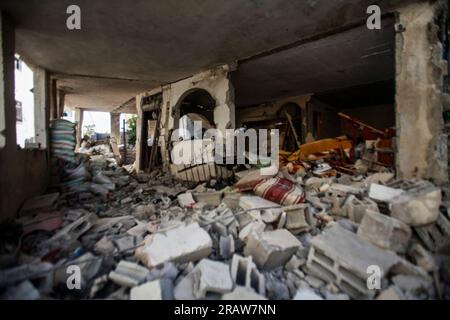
[
  {"x1": 0, "y1": 11, "x2": 15, "y2": 149},
  {"x1": 57, "y1": 90, "x2": 65, "y2": 118},
  {"x1": 135, "y1": 94, "x2": 144, "y2": 172},
  {"x1": 395, "y1": 1, "x2": 449, "y2": 185},
  {"x1": 110, "y1": 112, "x2": 121, "y2": 160},
  {"x1": 33, "y1": 66, "x2": 49, "y2": 149},
  {"x1": 49, "y1": 78, "x2": 57, "y2": 120},
  {"x1": 74, "y1": 108, "x2": 83, "y2": 149}
]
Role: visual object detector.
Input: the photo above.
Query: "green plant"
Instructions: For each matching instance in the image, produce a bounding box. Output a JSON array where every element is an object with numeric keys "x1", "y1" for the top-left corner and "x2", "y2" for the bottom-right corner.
[
  {"x1": 84, "y1": 124, "x2": 96, "y2": 137},
  {"x1": 127, "y1": 115, "x2": 137, "y2": 146}
]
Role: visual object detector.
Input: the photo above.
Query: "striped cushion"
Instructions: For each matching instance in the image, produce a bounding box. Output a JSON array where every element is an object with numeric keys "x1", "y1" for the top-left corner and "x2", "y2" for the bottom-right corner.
[{"x1": 253, "y1": 177, "x2": 305, "y2": 206}]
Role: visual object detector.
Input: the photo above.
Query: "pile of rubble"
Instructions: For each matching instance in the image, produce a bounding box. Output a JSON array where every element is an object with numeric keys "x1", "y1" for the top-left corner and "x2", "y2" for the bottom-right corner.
[{"x1": 1, "y1": 144, "x2": 450, "y2": 300}]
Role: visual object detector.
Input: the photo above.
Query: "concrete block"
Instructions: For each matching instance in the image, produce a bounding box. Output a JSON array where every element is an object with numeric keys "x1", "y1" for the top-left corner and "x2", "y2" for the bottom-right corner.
[
  {"x1": 293, "y1": 287, "x2": 323, "y2": 300},
  {"x1": 376, "y1": 286, "x2": 405, "y2": 300},
  {"x1": 357, "y1": 211, "x2": 412, "y2": 253},
  {"x1": 109, "y1": 260, "x2": 150, "y2": 287},
  {"x1": 239, "y1": 196, "x2": 282, "y2": 220},
  {"x1": 390, "y1": 187, "x2": 441, "y2": 227},
  {"x1": 46, "y1": 212, "x2": 97, "y2": 244},
  {"x1": 193, "y1": 259, "x2": 233, "y2": 299},
  {"x1": 230, "y1": 254, "x2": 265, "y2": 295},
  {"x1": 130, "y1": 279, "x2": 173, "y2": 300},
  {"x1": 238, "y1": 220, "x2": 265, "y2": 242},
  {"x1": 414, "y1": 212, "x2": 450, "y2": 252},
  {"x1": 219, "y1": 235, "x2": 235, "y2": 260},
  {"x1": 244, "y1": 229, "x2": 301, "y2": 270},
  {"x1": 408, "y1": 243, "x2": 435, "y2": 272},
  {"x1": 343, "y1": 195, "x2": 379, "y2": 223},
  {"x1": 193, "y1": 192, "x2": 223, "y2": 206},
  {"x1": 369, "y1": 183, "x2": 404, "y2": 202},
  {"x1": 222, "y1": 286, "x2": 267, "y2": 300},
  {"x1": 306, "y1": 225, "x2": 401, "y2": 299},
  {"x1": 177, "y1": 193, "x2": 196, "y2": 208},
  {"x1": 135, "y1": 223, "x2": 212, "y2": 268},
  {"x1": 283, "y1": 204, "x2": 310, "y2": 234}
]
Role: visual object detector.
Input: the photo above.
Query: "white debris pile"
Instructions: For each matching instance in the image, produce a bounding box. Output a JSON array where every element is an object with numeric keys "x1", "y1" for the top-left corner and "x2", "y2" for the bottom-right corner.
[{"x1": 1, "y1": 159, "x2": 449, "y2": 301}]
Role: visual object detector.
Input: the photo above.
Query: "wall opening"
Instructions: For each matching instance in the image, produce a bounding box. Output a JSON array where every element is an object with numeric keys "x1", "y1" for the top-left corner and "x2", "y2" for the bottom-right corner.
[
  {"x1": 175, "y1": 88, "x2": 216, "y2": 140},
  {"x1": 14, "y1": 55, "x2": 36, "y2": 148}
]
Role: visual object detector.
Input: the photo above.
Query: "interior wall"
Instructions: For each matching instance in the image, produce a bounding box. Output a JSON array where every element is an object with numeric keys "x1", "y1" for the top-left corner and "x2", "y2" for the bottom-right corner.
[
  {"x1": 340, "y1": 104, "x2": 396, "y2": 131},
  {"x1": 306, "y1": 98, "x2": 341, "y2": 141}
]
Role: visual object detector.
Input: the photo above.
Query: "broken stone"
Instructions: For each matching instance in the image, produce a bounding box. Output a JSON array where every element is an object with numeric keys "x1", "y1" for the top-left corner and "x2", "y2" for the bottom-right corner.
[
  {"x1": 46, "y1": 212, "x2": 97, "y2": 245},
  {"x1": 193, "y1": 259, "x2": 233, "y2": 299},
  {"x1": 357, "y1": 211, "x2": 412, "y2": 253},
  {"x1": 408, "y1": 243, "x2": 436, "y2": 272},
  {"x1": 283, "y1": 204, "x2": 310, "y2": 234},
  {"x1": 343, "y1": 195, "x2": 379, "y2": 223},
  {"x1": 114, "y1": 235, "x2": 140, "y2": 253},
  {"x1": 376, "y1": 286, "x2": 406, "y2": 300},
  {"x1": 414, "y1": 212, "x2": 450, "y2": 252},
  {"x1": 265, "y1": 274, "x2": 290, "y2": 300},
  {"x1": 391, "y1": 274, "x2": 434, "y2": 299},
  {"x1": 108, "y1": 260, "x2": 150, "y2": 287},
  {"x1": 239, "y1": 196, "x2": 282, "y2": 220},
  {"x1": 126, "y1": 221, "x2": 148, "y2": 237},
  {"x1": 130, "y1": 279, "x2": 173, "y2": 300},
  {"x1": 193, "y1": 192, "x2": 223, "y2": 207},
  {"x1": 390, "y1": 186, "x2": 441, "y2": 227},
  {"x1": 135, "y1": 223, "x2": 212, "y2": 268},
  {"x1": 219, "y1": 235, "x2": 235, "y2": 260},
  {"x1": 244, "y1": 229, "x2": 301, "y2": 270},
  {"x1": 304, "y1": 275, "x2": 325, "y2": 289},
  {"x1": 369, "y1": 183, "x2": 405, "y2": 202},
  {"x1": 222, "y1": 193, "x2": 242, "y2": 210},
  {"x1": 132, "y1": 204, "x2": 156, "y2": 220},
  {"x1": 177, "y1": 193, "x2": 196, "y2": 208},
  {"x1": 222, "y1": 286, "x2": 267, "y2": 300},
  {"x1": 306, "y1": 225, "x2": 401, "y2": 299},
  {"x1": 293, "y1": 286, "x2": 323, "y2": 300},
  {"x1": 285, "y1": 255, "x2": 305, "y2": 271},
  {"x1": 238, "y1": 220, "x2": 266, "y2": 242}
]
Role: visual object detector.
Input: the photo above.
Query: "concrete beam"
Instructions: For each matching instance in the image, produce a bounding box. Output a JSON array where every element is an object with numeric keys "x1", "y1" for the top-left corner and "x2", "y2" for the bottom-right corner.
[
  {"x1": 395, "y1": 0, "x2": 449, "y2": 185},
  {"x1": 110, "y1": 112, "x2": 121, "y2": 160}
]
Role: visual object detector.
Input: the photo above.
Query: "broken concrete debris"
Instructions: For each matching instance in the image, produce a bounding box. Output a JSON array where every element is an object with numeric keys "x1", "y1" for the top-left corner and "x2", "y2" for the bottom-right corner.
[
  {"x1": 130, "y1": 279, "x2": 173, "y2": 300},
  {"x1": 357, "y1": 211, "x2": 412, "y2": 253},
  {"x1": 244, "y1": 229, "x2": 301, "y2": 270},
  {"x1": 135, "y1": 223, "x2": 212, "y2": 268},
  {"x1": 1, "y1": 141, "x2": 449, "y2": 301}
]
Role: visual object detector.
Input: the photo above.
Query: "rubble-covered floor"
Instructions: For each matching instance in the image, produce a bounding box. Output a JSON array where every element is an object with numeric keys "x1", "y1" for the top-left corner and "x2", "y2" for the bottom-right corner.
[{"x1": 1, "y1": 142, "x2": 450, "y2": 300}]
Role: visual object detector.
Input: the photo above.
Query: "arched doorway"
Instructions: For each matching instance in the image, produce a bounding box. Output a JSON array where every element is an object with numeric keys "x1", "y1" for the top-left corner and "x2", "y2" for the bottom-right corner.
[{"x1": 173, "y1": 89, "x2": 216, "y2": 140}]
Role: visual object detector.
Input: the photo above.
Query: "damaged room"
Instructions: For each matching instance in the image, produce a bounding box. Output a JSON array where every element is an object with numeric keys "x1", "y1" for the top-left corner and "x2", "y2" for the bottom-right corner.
[{"x1": 0, "y1": 0, "x2": 450, "y2": 305}]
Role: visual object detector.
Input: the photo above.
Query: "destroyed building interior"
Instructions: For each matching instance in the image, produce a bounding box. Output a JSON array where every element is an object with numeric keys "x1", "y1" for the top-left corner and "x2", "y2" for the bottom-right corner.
[{"x1": 0, "y1": 0, "x2": 450, "y2": 301}]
